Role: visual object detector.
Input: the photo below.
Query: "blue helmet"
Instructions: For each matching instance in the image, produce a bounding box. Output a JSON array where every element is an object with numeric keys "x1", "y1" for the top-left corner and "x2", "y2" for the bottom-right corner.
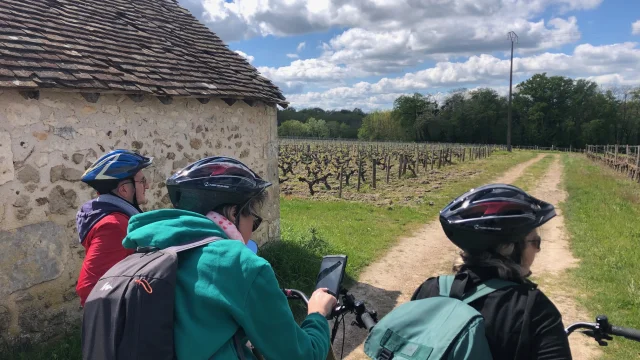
[{"x1": 82, "y1": 150, "x2": 153, "y2": 192}]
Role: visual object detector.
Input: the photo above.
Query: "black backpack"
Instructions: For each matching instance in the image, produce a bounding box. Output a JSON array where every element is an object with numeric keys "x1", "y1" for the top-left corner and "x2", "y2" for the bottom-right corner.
[{"x1": 81, "y1": 237, "x2": 247, "y2": 360}]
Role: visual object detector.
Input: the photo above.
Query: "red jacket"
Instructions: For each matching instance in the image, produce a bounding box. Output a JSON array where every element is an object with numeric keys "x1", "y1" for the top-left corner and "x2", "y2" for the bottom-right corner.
[{"x1": 76, "y1": 213, "x2": 134, "y2": 306}]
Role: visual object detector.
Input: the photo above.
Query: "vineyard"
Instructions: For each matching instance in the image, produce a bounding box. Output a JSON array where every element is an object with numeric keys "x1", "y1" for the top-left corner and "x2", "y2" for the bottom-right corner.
[
  {"x1": 278, "y1": 139, "x2": 506, "y2": 205},
  {"x1": 586, "y1": 144, "x2": 640, "y2": 182}
]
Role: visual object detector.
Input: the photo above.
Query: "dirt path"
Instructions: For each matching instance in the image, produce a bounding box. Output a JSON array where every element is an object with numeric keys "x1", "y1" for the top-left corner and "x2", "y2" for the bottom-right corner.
[
  {"x1": 334, "y1": 154, "x2": 547, "y2": 359},
  {"x1": 529, "y1": 156, "x2": 601, "y2": 360}
]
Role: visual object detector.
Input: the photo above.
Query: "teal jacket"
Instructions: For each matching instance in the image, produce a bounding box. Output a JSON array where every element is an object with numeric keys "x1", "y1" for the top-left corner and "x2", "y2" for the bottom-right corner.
[{"x1": 122, "y1": 209, "x2": 331, "y2": 360}]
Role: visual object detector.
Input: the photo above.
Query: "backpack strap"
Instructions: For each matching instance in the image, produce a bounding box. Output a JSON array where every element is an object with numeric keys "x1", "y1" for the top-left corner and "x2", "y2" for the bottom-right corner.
[
  {"x1": 461, "y1": 278, "x2": 518, "y2": 304},
  {"x1": 438, "y1": 275, "x2": 456, "y2": 297},
  {"x1": 164, "y1": 236, "x2": 222, "y2": 253},
  {"x1": 438, "y1": 275, "x2": 517, "y2": 303}
]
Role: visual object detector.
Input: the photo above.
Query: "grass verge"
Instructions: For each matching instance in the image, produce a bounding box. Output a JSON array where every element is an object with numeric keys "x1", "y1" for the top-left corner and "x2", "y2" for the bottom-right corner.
[
  {"x1": 512, "y1": 154, "x2": 554, "y2": 191},
  {"x1": 562, "y1": 154, "x2": 640, "y2": 359}
]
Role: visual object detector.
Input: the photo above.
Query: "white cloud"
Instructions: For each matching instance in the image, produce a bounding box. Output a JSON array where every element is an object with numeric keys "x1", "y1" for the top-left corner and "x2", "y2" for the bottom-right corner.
[
  {"x1": 286, "y1": 53, "x2": 299, "y2": 59},
  {"x1": 297, "y1": 42, "x2": 306, "y2": 52},
  {"x1": 183, "y1": 0, "x2": 600, "y2": 44},
  {"x1": 633, "y1": 20, "x2": 640, "y2": 35},
  {"x1": 258, "y1": 58, "x2": 368, "y2": 85},
  {"x1": 284, "y1": 42, "x2": 640, "y2": 110},
  {"x1": 234, "y1": 50, "x2": 254, "y2": 63}
]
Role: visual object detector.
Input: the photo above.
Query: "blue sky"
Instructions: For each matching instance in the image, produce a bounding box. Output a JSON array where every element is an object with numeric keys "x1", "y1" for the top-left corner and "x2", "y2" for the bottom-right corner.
[{"x1": 178, "y1": 0, "x2": 640, "y2": 110}]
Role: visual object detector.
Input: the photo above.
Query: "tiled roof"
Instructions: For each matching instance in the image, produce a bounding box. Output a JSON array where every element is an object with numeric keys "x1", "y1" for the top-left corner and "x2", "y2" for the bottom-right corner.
[{"x1": 0, "y1": 0, "x2": 287, "y2": 106}]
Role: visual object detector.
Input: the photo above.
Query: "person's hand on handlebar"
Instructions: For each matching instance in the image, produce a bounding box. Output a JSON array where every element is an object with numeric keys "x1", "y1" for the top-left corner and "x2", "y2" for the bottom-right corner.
[{"x1": 308, "y1": 288, "x2": 338, "y2": 317}]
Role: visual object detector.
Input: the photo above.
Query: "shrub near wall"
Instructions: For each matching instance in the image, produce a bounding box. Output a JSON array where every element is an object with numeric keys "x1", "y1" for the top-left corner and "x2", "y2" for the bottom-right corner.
[{"x1": 0, "y1": 90, "x2": 280, "y2": 344}]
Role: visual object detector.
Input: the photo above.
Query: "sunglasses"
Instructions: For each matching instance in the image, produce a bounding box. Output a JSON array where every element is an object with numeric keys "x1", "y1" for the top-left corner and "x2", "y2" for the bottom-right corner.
[
  {"x1": 251, "y1": 212, "x2": 263, "y2": 232},
  {"x1": 527, "y1": 235, "x2": 542, "y2": 250}
]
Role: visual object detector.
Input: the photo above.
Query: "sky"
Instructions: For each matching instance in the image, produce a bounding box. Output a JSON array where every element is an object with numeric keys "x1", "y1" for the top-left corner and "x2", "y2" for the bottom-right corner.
[{"x1": 177, "y1": 0, "x2": 640, "y2": 111}]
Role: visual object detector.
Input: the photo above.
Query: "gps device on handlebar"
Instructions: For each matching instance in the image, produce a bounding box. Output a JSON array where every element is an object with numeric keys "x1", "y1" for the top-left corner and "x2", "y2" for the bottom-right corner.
[{"x1": 315, "y1": 255, "x2": 348, "y2": 298}]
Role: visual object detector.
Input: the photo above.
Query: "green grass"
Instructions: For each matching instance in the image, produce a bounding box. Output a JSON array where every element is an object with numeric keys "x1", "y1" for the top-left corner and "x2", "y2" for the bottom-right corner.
[
  {"x1": 512, "y1": 154, "x2": 554, "y2": 192},
  {"x1": 5, "y1": 151, "x2": 537, "y2": 359},
  {"x1": 562, "y1": 154, "x2": 640, "y2": 359}
]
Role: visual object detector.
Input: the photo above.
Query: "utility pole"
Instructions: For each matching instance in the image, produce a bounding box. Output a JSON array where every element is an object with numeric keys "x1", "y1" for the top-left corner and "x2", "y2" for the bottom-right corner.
[{"x1": 507, "y1": 31, "x2": 518, "y2": 152}]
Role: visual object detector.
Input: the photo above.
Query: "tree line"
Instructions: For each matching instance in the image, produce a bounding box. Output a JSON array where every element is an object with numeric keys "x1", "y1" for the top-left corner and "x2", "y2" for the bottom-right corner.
[{"x1": 277, "y1": 73, "x2": 640, "y2": 148}]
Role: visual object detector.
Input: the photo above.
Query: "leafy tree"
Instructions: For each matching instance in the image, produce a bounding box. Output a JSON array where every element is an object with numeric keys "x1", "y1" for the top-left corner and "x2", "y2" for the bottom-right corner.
[
  {"x1": 278, "y1": 120, "x2": 309, "y2": 137},
  {"x1": 306, "y1": 118, "x2": 330, "y2": 138},
  {"x1": 358, "y1": 110, "x2": 404, "y2": 141}
]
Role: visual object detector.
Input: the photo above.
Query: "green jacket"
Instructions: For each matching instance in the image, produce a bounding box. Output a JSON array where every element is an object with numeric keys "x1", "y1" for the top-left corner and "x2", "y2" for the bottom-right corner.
[{"x1": 122, "y1": 209, "x2": 331, "y2": 360}]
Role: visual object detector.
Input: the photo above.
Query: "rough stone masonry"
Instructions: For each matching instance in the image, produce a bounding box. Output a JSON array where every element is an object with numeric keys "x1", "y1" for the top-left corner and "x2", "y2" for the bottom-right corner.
[{"x1": 0, "y1": 90, "x2": 280, "y2": 343}]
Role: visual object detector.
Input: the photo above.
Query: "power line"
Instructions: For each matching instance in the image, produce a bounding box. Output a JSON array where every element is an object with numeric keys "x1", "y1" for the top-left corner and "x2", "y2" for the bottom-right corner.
[{"x1": 507, "y1": 31, "x2": 518, "y2": 152}]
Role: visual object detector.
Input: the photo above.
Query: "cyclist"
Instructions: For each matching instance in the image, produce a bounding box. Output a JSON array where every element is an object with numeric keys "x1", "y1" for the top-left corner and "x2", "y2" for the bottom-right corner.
[
  {"x1": 411, "y1": 184, "x2": 572, "y2": 360},
  {"x1": 121, "y1": 156, "x2": 337, "y2": 360},
  {"x1": 75, "y1": 149, "x2": 152, "y2": 306}
]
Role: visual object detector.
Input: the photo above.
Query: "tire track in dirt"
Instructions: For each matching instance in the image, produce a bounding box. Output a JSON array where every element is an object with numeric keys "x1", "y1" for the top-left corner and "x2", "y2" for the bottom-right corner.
[
  {"x1": 529, "y1": 156, "x2": 601, "y2": 360},
  {"x1": 333, "y1": 154, "x2": 547, "y2": 360}
]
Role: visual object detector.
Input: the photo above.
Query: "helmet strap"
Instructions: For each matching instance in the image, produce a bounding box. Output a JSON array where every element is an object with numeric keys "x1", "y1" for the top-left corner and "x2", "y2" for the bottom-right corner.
[{"x1": 111, "y1": 178, "x2": 143, "y2": 213}]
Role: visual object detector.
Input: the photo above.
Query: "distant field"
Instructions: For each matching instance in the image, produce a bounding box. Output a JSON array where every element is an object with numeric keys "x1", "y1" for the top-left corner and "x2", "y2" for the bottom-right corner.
[{"x1": 278, "y1": 139, "x2": 509, "y2": 206}]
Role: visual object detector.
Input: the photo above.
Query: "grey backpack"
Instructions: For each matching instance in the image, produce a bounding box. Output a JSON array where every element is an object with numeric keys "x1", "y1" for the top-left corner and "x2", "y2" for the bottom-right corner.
[{"x1": 81, "y1": 237, "x2": 247, "y2": 360}]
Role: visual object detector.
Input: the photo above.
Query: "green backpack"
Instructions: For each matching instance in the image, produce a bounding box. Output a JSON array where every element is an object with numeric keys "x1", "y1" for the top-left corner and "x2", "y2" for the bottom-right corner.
[{"x1": 364, "y1": 275, "x2": 516, "y2": 360}]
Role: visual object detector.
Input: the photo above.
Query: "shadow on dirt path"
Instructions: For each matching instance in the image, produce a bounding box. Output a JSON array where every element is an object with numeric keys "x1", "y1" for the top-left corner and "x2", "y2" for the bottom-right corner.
[
  {"x1": 529, "y1": 155, "x2": 601, "y2": 360},
  {"x1": 333, "y1": 154, "x2": 547, "y2": 359}
]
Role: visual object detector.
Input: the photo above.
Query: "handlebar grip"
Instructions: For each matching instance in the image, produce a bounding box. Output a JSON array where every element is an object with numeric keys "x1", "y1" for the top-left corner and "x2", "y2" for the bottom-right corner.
[
  {"x1": 611, "y1": 326, "x2": 640, "y2": 341},
  {"x1": 360, "y1": 312, "x2": 376, "y2": 332}
]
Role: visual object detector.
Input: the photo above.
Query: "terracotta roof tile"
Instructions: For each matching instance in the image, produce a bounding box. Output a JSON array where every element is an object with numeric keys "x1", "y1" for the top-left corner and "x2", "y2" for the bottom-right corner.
[{"x1": 0, "y1": 0, "x2": 286, "y2": 106}]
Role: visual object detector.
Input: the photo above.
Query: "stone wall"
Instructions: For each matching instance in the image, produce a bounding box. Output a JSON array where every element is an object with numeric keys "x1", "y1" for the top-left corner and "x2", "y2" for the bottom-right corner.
[{"x1": 0, "y1": 90, "x2": 280, "y2": 343}]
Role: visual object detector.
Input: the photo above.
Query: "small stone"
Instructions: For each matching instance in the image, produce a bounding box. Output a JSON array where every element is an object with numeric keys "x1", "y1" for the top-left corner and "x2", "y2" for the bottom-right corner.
[
  {"x1": 25, "y1": 183, "x2": 37, "y2": 193},
  {"x1": 235, "y1": 141, "x2": 243, "y2": 148},
  {"x1": 429, "y1": 201, "x2": 435, "y2": 206},
  {"x1": 35, "y1": 153, "x2": 48, "y2": 168},
  {"x1": 240, "y1": 149, "x2": 250, "y2": 158},
  {"x1": 62, "y1": 154, "x2": 69, "y2": 161},
  {"x1": 13, "y1": 194, "x2": 30, "y2": 208},
  {"x1": 86, "y1": 148, "x2": 98, "y2": 162},
  {"x1": 32, "y1": 131, "x2": 48, "y2": 141},
  {"x1": 17, "y1": 165, "x2": 40, "y2": 184},
  {"x1": 166, "y1": 152, "x2": 176, "y2": 160},
  {"x1": 176, "y1": 142, "x2": 184, "y2": 151},
  {"x1": 63, "y1": 288, "x2": 77, "y2": 302},
  {"x1": 62, "y1": 167, "x2": 83, "y2": 182},
  {"x1": 215, "y1": 140, "x2": 222, "y2": 149},
  {"x1": 132, "y1": 141, "x2": 144, "y2": 150},
  {"x1": 189, "y1": 138, "x2": 202, "y2": 150},
  {"x1": 103, "y1": 105, "x2": 120, "y2": 116},
  {"x1": 14, "y1": 292, "x2": 33, "y2": 303},
  {"x1": 172, "y1": 158, "x2": 189, "y2": 170},
  {"x1": 36, "y1": 197, "x2": 49, "y2": 206},
  {"x1": 49, "y1": 185, "x2": 77, "y2": 214},
  {"x1": 81, "y1": 105, "x2": 97, "y2": 115},
  {"x1": 196, "y1": 125, "x2": 203, "y2": 133},
  {"x1": 53, "y1": 126, "x2": 76, "y2": 140},
  {"x1": 50, "y1": 165, "x2": 64, "y2": 183},
  {"x1": 72, "y1": 153, "x2": 84, "y2": 164},
  {"x1": 51, "y1": 165, "x2": 82, "y2": 182},
  {"x1": 16, "y1": 207, "x2": 32, "y2": 220}
]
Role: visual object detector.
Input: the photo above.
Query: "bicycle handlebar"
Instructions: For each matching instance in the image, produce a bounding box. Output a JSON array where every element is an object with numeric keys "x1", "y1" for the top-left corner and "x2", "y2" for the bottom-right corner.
[
  {"x1": 283, "y1": 287, "x2": 378, "y2": 345},
  {"x1": 565, "y1": 315, "x2": 640, "y2": 345},
  {"x1": 611, "y1": 326, "x2": 640, "y2": 341}
]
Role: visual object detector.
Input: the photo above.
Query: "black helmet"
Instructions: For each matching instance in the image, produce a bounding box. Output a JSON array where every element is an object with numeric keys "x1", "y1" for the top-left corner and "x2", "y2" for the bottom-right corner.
[
  {"x1": 166, "y1": 156, "x2": 272, "y2": 215},
  {"x1": 439, "y1": 183, "x2": 555, "y2": 254}
]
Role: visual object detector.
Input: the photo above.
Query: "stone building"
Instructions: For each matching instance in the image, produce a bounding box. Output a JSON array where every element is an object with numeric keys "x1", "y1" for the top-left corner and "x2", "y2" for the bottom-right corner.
[{"x1": 0, "y1": 0, "x2": 286, "y2": 343}]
